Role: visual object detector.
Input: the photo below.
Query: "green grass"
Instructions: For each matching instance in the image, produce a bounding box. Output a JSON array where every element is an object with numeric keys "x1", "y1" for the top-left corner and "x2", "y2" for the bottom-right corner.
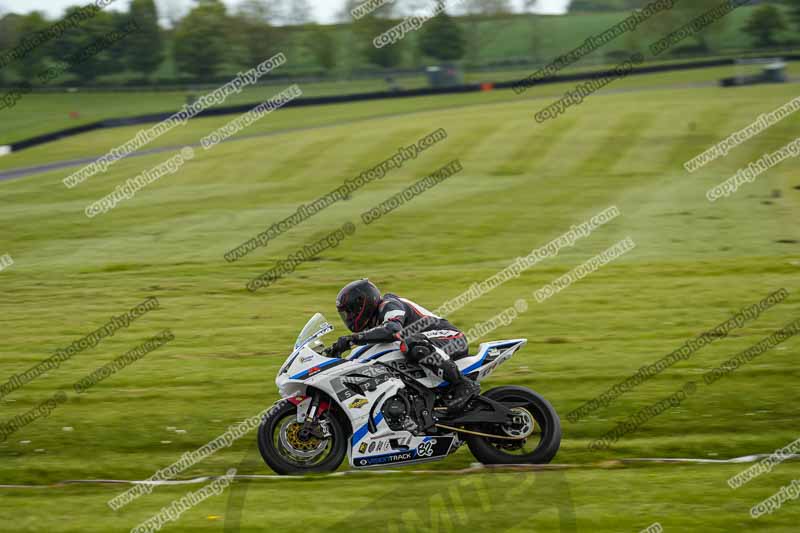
[
  {"x1": 3, "y1": 463, "x2": 800, "y2": 532},
  {"x1": 0, "y1": 70, "x2": 799, "y2": 531},
  {"x1": 0, "y1": 76, "x2": 428, "y2": 146},
  {"x1": 2, "y1": 61, "x2": 799, "y2": 160},
  {"x1": 2, "y1": 0, "x2": 797, "y2": 145}
]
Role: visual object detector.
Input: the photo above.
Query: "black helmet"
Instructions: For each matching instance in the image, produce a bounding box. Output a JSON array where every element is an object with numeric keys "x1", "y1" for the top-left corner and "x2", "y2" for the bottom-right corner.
[{"x1": 336, "y1": 279, "x2": 381, "y2": 332}]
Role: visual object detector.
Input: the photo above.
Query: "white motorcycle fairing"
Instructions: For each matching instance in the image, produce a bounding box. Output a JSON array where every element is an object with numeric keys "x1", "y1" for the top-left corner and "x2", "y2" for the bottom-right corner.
[{"x1": 275, "y1": 313, "x2": 527, "y2": 468}]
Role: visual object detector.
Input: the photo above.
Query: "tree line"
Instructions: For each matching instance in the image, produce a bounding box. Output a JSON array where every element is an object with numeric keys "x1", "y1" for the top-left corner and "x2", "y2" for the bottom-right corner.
[{"x1": 0, "y1": 0, "x2": 799, "y2": 86}]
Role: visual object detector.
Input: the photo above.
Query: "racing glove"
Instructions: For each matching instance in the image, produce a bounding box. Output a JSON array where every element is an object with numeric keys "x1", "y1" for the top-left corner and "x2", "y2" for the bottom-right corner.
[{"x1": 328, "y1": 335, "x2": 354, "y2": 357}]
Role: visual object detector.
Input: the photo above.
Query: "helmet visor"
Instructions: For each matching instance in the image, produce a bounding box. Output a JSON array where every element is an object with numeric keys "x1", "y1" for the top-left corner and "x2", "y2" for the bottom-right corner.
[{"x1": 338, "y1": 309, "x2": 352, "y2": 330}]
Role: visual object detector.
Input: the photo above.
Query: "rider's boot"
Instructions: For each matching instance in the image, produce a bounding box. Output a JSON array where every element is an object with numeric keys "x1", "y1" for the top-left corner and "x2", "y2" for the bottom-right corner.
[
  {"x1": 438, "y1": 359, "x2": 480, "y2": 413},
  {"x1": 414, "y1": 347, "x2": 479, "y2": 413}
]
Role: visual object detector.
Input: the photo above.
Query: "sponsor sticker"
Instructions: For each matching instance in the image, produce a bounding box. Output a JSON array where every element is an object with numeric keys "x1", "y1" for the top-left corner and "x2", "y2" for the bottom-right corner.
[{"x1": 348, "y1": 398, "x2": 369, "y2": 409}]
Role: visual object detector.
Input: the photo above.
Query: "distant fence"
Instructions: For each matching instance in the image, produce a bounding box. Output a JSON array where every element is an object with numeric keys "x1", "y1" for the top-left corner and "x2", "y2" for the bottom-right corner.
[{"x1": 4, "y1": 53, "x2": 799, "y2": 155}]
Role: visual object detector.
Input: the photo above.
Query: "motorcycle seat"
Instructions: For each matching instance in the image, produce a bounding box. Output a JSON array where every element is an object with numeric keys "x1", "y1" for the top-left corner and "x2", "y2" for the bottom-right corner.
[{"x1": 450, "y1": 351, "x2": 473, "y2": 361}]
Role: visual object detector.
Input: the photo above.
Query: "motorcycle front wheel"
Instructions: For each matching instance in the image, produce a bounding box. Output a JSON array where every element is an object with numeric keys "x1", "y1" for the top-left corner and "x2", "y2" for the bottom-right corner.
[
  {"x1": 466, "y1": 386, "x2": 561, "y2": 465},
  {"x1": 258, "y1": 399, "x2": 348, "y2": 475}
]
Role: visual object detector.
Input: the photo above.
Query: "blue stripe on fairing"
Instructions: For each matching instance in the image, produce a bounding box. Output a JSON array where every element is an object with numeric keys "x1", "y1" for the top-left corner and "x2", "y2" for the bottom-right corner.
[
  {"x1": 348, "y1": 346, "x2": 398, "y2": 361},
  {"x1": 288, "y1": 358, "x2": 341, "y2": 380},
  {"x1": 352, "y1": 413, "x2": 384, "y2": 445},
  {"x1": 432, "y1": 342, "x2": 526, "y2": 387},
  {"x1": 363, "y1": 349, "x2": 400, "y2": 362},
  {"x1": 460, "y1": 342, "x2": 521, "y2": 376},
  {"x1": 348, "y1": 345, "x2": 371, "y2": 360}
]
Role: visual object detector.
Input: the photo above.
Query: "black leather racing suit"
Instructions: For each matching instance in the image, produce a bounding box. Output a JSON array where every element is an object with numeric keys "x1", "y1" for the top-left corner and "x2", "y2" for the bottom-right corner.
[
  {"x1": 350, "y1": 293, "x2": 468, "y2": 358},
  {"x1": 349, "y1": 294, "x2": 477, "y2": 411}
]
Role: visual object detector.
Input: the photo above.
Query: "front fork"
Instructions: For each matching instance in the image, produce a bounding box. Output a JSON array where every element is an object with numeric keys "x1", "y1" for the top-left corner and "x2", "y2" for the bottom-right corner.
[{"x1": 288, "y1": 390, "x2": 332, "y2": 439}]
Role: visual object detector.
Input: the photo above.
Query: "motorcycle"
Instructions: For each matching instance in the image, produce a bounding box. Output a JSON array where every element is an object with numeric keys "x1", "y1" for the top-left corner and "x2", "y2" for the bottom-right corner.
[{"x1": 258, "y1": 313, "x2": 561, "y2": 475}]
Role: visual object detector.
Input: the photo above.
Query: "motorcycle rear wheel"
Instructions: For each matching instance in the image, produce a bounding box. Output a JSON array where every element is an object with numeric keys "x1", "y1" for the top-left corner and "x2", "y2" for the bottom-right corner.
[
  {"x1": 258, "y1": 399, "x2": 348, "y2": 475},
  {"x1": 466, "y1": 386, "x2": 561, "y2": 465}
]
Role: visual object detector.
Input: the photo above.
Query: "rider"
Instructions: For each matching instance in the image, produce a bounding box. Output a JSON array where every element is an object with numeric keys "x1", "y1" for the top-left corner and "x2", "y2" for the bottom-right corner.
[{"x1": 329, "y1": 279, "x2": 480, "y2": 412}]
